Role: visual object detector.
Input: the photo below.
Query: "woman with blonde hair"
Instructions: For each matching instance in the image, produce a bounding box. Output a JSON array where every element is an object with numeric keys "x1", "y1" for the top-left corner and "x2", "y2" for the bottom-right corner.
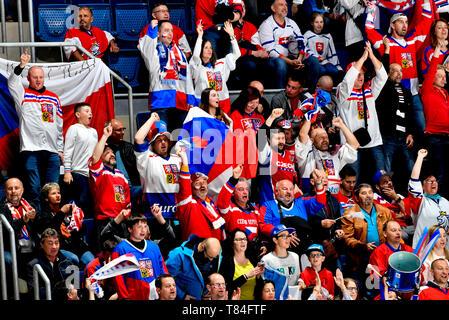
[{"x1": 421, "y1": 225, "x2": 449, "y2": 285}]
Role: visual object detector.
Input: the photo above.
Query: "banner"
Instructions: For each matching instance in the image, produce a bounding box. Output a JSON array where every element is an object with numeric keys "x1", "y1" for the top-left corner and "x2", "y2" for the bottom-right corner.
[{"x1": 0, "y1": 57, "x2": 114, "y2": 170}]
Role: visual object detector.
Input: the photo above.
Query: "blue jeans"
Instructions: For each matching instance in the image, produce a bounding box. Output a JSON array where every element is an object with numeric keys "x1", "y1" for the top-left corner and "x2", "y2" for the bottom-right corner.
[
  {"x1": 303, "y1": 55, "x2": 321, "y2": 92},
  {"x1": 349, "y1": 145, "x2": 386, "y2": 185},
  {"x1": 267, "y1": 57, "x2": 288, "y2": 89},
  {"x1": 21, "y1": 150, "x2": 60, "y2": 210},
  {"x1": 64, "y1": 172, "x2": 93, "y2": 218},
  {"x1": 382, "y1": 135, "x2": 414, "y2": 175}
]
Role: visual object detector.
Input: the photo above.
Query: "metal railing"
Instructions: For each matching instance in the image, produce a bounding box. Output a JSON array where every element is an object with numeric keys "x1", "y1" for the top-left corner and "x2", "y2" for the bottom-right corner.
[
  {"x1": 33, "y1": 264, "x2": 51, "y2": 300},
  {"x1": 0, "y1": 214, "x2": 19, "y2": 300},
  {"x1": 0, "y1": 41, "x2": 136, "y2": 140}
]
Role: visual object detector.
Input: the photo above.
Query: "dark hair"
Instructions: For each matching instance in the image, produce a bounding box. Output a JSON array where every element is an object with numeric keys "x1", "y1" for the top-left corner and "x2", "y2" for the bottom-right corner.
[
  {"x1": 382, "y1": 219, "x2": 399, "y2": 232},
  {"x1": 301, "y1": 285, "x2": 316, "y2": 300},
  {"x1": 339, "y1": 165, "x2": 357, "y2": 180},
  {"x1": 102, "y1": 239, "x2": 118, "y2": 252},
  {"x1": 232, "y1": 86, "x2": 261, "y2": 116},
  {"x1": 430, "y1": 18, "x2": 449, "y2": 49},
  {"x1": 155, "y1": 273, "x2": 174, "y2": 289},
  {"x1": 151, "y1": 2, "x2": 168, "y2": 13},
  {"x1": 53, "y1": 280, "x2": 71, "y2": 301},
  {"x1": 125, "y1": 213, "x2": 148, "y2": 230},
  {"x1": 287, "y1": 72, "x2": 305, "y2": 87},
  {"x1": 200, "y1": 39, "x2": 217, "y2": 68},
  {"x1": 254, "y1": 279, "x2": 275, "y2": 300},
  {"x1": 354, "y1": 183, "x2": 373, "y2": 198},
  {"x1": 158, "y1": 19, "x2": 172, "y2": 31},
  {"x1": 40, "y1": 228, "x2": 59, "y2": 243},
  {"x1": 74, "y1": 102, "x2": 91, "y2": 118},
  {"x1": 78, "y1": 6, "x2": 93, "y2": 16},
  {"x1": 222, "y1": 228, "x2": 257, "y2": 259},
  {"x1": 199, "y1": 88, "x2": 231, "y2": 126}
]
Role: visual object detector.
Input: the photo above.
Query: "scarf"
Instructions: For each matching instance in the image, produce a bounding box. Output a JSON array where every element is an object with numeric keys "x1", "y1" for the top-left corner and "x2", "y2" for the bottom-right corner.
[
  {"x1": 195, "y1": 196, "x2": 226, "y2": 230},
  {"x1": 7, "y1": 199, "x2": 33, "y2": 240},
  {"x1": 157, "y1": 41, "x2": 187, "y2": 84},
  {"x1": 424, "y1": 193, "x2": 442, "y2": 201}
]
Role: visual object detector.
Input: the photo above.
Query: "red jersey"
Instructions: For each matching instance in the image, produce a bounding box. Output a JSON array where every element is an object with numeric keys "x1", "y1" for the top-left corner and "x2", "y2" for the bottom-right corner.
[
  {"x1": 216, "y1": 180, "x2": 260, "y2": 241},
  {"x1": 369, "y1": 242, "x2": 413, "y2": 276},
  {"x1": 299, "y1": 266, "x2": 335, "y2": 296},
  {"x1": 88, "y1": 158, "x2": 131, "y2": 220},
  {"x1": 64, "y1": 27, "x2": 112, "y2": 60},
  {"x1": 230, "y1": 110, "x2": 265, "y2": 132},
  {"x1": 421, "y1": 46, "x2": 448, "y2": 75},
  {"x1": 233, "y1": 20, "x2": 263, "y2": 56},
  {"x1": 419, "y1": 282, "x2": 449, "y2": 300}
]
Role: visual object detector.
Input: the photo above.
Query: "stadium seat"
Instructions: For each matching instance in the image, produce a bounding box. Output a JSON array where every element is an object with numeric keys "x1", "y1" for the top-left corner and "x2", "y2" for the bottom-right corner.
[
  {"x1": 70, "y1": 0, "x2": 105, "y2": 5},
  {"x1": 167, "y1": 5, "x2": 188, "y2": 33},
  {"x1": 36, "y1": 4, "x2": 74, "y2": 42},
  {"x1": 110, "y1": 0, "x2": 143, "y2": 5},
  {"x1": 136, "y1": 111, "x2": 152, "y2": 130},
  {"x1": 114, "y1": 3, "x2": 149, "y2": 41},
  {"x1": 79, "y1": 3, "x2": 113, "y2": 33},
  {"x1": 108, "y1": 49, "x2": 142, "y2": 88}
]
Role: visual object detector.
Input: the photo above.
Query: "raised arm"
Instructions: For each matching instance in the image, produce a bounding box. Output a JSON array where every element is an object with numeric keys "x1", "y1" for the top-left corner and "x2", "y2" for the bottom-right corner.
[
  {"x1": 92, "y1": 123, "x2": 112, "y2": 164},
  {"x1": 134, "y1": 112, "x2": 160, "y2": 145}
]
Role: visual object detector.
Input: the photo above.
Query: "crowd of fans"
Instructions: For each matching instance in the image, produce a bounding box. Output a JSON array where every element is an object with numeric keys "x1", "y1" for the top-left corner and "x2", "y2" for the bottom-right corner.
[{"x1": 3, "y1": 0, "x2": 449, "y2": 301}]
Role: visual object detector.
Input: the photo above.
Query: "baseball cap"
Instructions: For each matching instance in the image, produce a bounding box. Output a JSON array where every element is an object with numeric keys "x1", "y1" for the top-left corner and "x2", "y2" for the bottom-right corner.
[
  {"x1": 388, "y1": 13, "x2": 408, "y2": 33},
  {"x1": 271, "y1": 224, "x2": 295, "y2": 238},
  {"x1": 373, "y1": 169, "x2": 393, "y2": 185},
  {"x1": 148, "y1": 120, "x2": 172, "y2": 144},
  {"x1": 277, "y1": 119, "x2": 292, "y2": 129},
  {"x1": 306, "y1": 244, "x2": 325, "y2": 256}
]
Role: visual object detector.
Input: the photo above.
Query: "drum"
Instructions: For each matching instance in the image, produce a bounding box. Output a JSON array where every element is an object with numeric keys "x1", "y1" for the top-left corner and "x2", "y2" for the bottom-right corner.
[{"x1": 386, "y1": 251, "x2": 421, "y2": 292}]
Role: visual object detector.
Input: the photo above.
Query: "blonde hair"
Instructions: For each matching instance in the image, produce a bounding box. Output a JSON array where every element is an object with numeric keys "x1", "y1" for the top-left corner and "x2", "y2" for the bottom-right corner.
[{"x1": 426, "y1": 225, "x2": 449, "y2": 262}]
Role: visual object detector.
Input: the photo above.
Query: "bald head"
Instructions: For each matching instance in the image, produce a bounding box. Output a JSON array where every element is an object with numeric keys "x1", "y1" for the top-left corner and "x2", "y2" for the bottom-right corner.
[
  {"x1": 316, "y1": 75, "x2": 333, "y2": 92},
  {"x1": 200, "y1": 237, "x2": 221, "y2": 261},
  {"x1": 109, "y1": 119, "x2": 126, "y2": 143},
  {"x1": 310, "y1": 127, "x2": 329, "y2": 151},
  {"x1": 388, "y1": 63, "x2": 403, "y2": 83},
  {"x1": 5, "y1": 178, "x2": 24, "y2": 206},
  {"x1": 27, "y1": 66, "x2": 45, "y2": 91}
]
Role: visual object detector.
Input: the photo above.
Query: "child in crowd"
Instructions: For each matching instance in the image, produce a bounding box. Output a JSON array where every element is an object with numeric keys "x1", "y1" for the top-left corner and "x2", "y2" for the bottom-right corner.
[
  {"x1": 303, "y1": 12, "x2": 343, "y2": 85},
  {"x1": 62, "y1": 103, "x2": 98, "y2": 217},
  {"x1": 298, "y1": 243, "x2": 335, "y2": 299}
]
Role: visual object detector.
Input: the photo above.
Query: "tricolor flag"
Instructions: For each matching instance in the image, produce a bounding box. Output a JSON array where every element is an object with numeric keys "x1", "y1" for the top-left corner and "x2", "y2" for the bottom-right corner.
[
  {"x1": 0, "y1": 57, "x2": 115, "y2": 170},
  {"x1": 177, "y1": 106, "x2": 258, "y2": 198}
]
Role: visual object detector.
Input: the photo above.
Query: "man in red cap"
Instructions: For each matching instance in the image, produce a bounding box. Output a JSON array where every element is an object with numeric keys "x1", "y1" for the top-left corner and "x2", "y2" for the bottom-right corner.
[{"x1": 175, "y1": 147, "x2": 226, "y2": 241}]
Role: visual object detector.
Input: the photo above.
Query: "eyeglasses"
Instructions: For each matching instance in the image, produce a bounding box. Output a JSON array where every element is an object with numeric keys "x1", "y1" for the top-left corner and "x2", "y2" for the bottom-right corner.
[
  {"x1": 424, "y1": 180, "x2": 438, "y2": 184},
  {"x1": 347, "y1": 286, "x2": 358, "y2": 292},
  {"x1": 113, "y1": 127, "x2": 126, "y2": 132},
  {"x1": 277, "y1": 234, "x2": 292, "y2": 239},
  {"x1": 309, "y1": 253, "x2": 324, "y2": 258},
  {"x1": 211, "y1": 283, "x2": 226, "y2": 289},
  {"x1": 234, "y1": 237, "x2": 247, "y2": 242}
]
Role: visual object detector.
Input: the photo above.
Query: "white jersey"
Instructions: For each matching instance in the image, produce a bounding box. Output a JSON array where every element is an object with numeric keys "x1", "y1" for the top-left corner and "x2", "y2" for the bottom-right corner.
[
  {"x1": 259, "y1": 15, "x2": 309, "y2": 59},
  {"x1": 303, "y1": 30, "x2": 342, "y2": 70},
  {"x1": 295, "y1": 138, "x2": 358, "y2": 194},
  {"x1": 134, "y1": 141, "x2": 182, "y2": 219},
  {"x1": 8, "y1": 71, "x2": 63, "y2": 153},
  {"x1": 408, "y1": 179, "x2": 449, "y2": 249},
  {"x1": 340, "y1": 0, "x2": 365, "y2": 47},
  {"x1": 336, "y1": 65, "x2": 387, "y2": 149},
  {"x1": 63, "y1": 123, "x2": 98, "y2": 177},
  {"x1": 189, "y1": 36, "x2": 241, "y2": 107},
  {"x1": 261, "y1": 251, "x2": 301, "y2": 286}
]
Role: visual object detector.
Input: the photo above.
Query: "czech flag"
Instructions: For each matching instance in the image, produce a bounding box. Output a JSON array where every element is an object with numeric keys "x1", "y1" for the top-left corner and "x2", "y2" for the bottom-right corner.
[
  {"x1": 177, "y1": 107, "x2": 258, "y2": 198},
  {"x1": 0, "y1": 57, "x2": 114, "y2": 170}
]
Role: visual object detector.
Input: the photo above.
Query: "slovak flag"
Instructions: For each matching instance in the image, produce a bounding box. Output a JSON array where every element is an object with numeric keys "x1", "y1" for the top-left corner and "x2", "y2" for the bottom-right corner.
[
  {"x1": 177, "y1": 107, "x2": 258, "y2": 198},
  {"x1": 0, "y1": 57, "x2": 114, "y2": 170}
]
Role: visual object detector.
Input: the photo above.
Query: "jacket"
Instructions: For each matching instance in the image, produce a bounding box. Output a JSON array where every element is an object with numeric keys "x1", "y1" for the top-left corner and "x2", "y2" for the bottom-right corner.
[
  {"x1": 341, "y1": 203, "x2": 392, "y2": 251},
  {"x1": 165, "y1": 235, "x2": 222, "y2": 300}
]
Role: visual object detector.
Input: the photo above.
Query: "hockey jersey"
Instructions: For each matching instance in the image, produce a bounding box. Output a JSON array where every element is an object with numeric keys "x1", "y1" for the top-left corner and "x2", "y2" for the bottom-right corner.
[
  {"x1": 303, "y1": 30, "x2": 343, "y2": 70},
  {"x1": 299, "y1": 266, "x2": 335, "y2": 296},
  {"x1": 233, "y1": 20, "x2": 263, "y2": 56},
  {"x1": 336, "y1": 65, "x2": 388, "y2": 149},
  {"x1": 421, "y1": 46, "x2": 448, "y2": 75},
  {"x1": 259, "y1": 15, "x2": 309, "y2": 59},
  {"x1": 230, "y1": 110, "x2": 265, "y2": 132},
  {"x1": 365, "y1": 1, "x2": 433, "y2": 95},
  {"x1": 295, "y1": 139, "x2": 358, "y2": 194},
  {"x1": 189, "y1": 36, "x2": 241, "y2": 115},
  {"x1": 63, "y1": 27, "x2": 114, "y2": 60},
  {"x1": 8, "y1": 71, "x2": 63, "y2": 154},
  {"x1": 88, "y1": 157, "x2": 131, "y2": 220},
  {"x1": 138, "y1": 23, "x2": 196, "y2": 111},
  {"x1": 216, "y1": 178, "x2": 261, "y2": 241},
  {"x1": 112, "y1": 240, "x2": 168, "y2": 300},
  {"x1": 134, "y1": 141, "x2": 181, "y2": 219}
]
